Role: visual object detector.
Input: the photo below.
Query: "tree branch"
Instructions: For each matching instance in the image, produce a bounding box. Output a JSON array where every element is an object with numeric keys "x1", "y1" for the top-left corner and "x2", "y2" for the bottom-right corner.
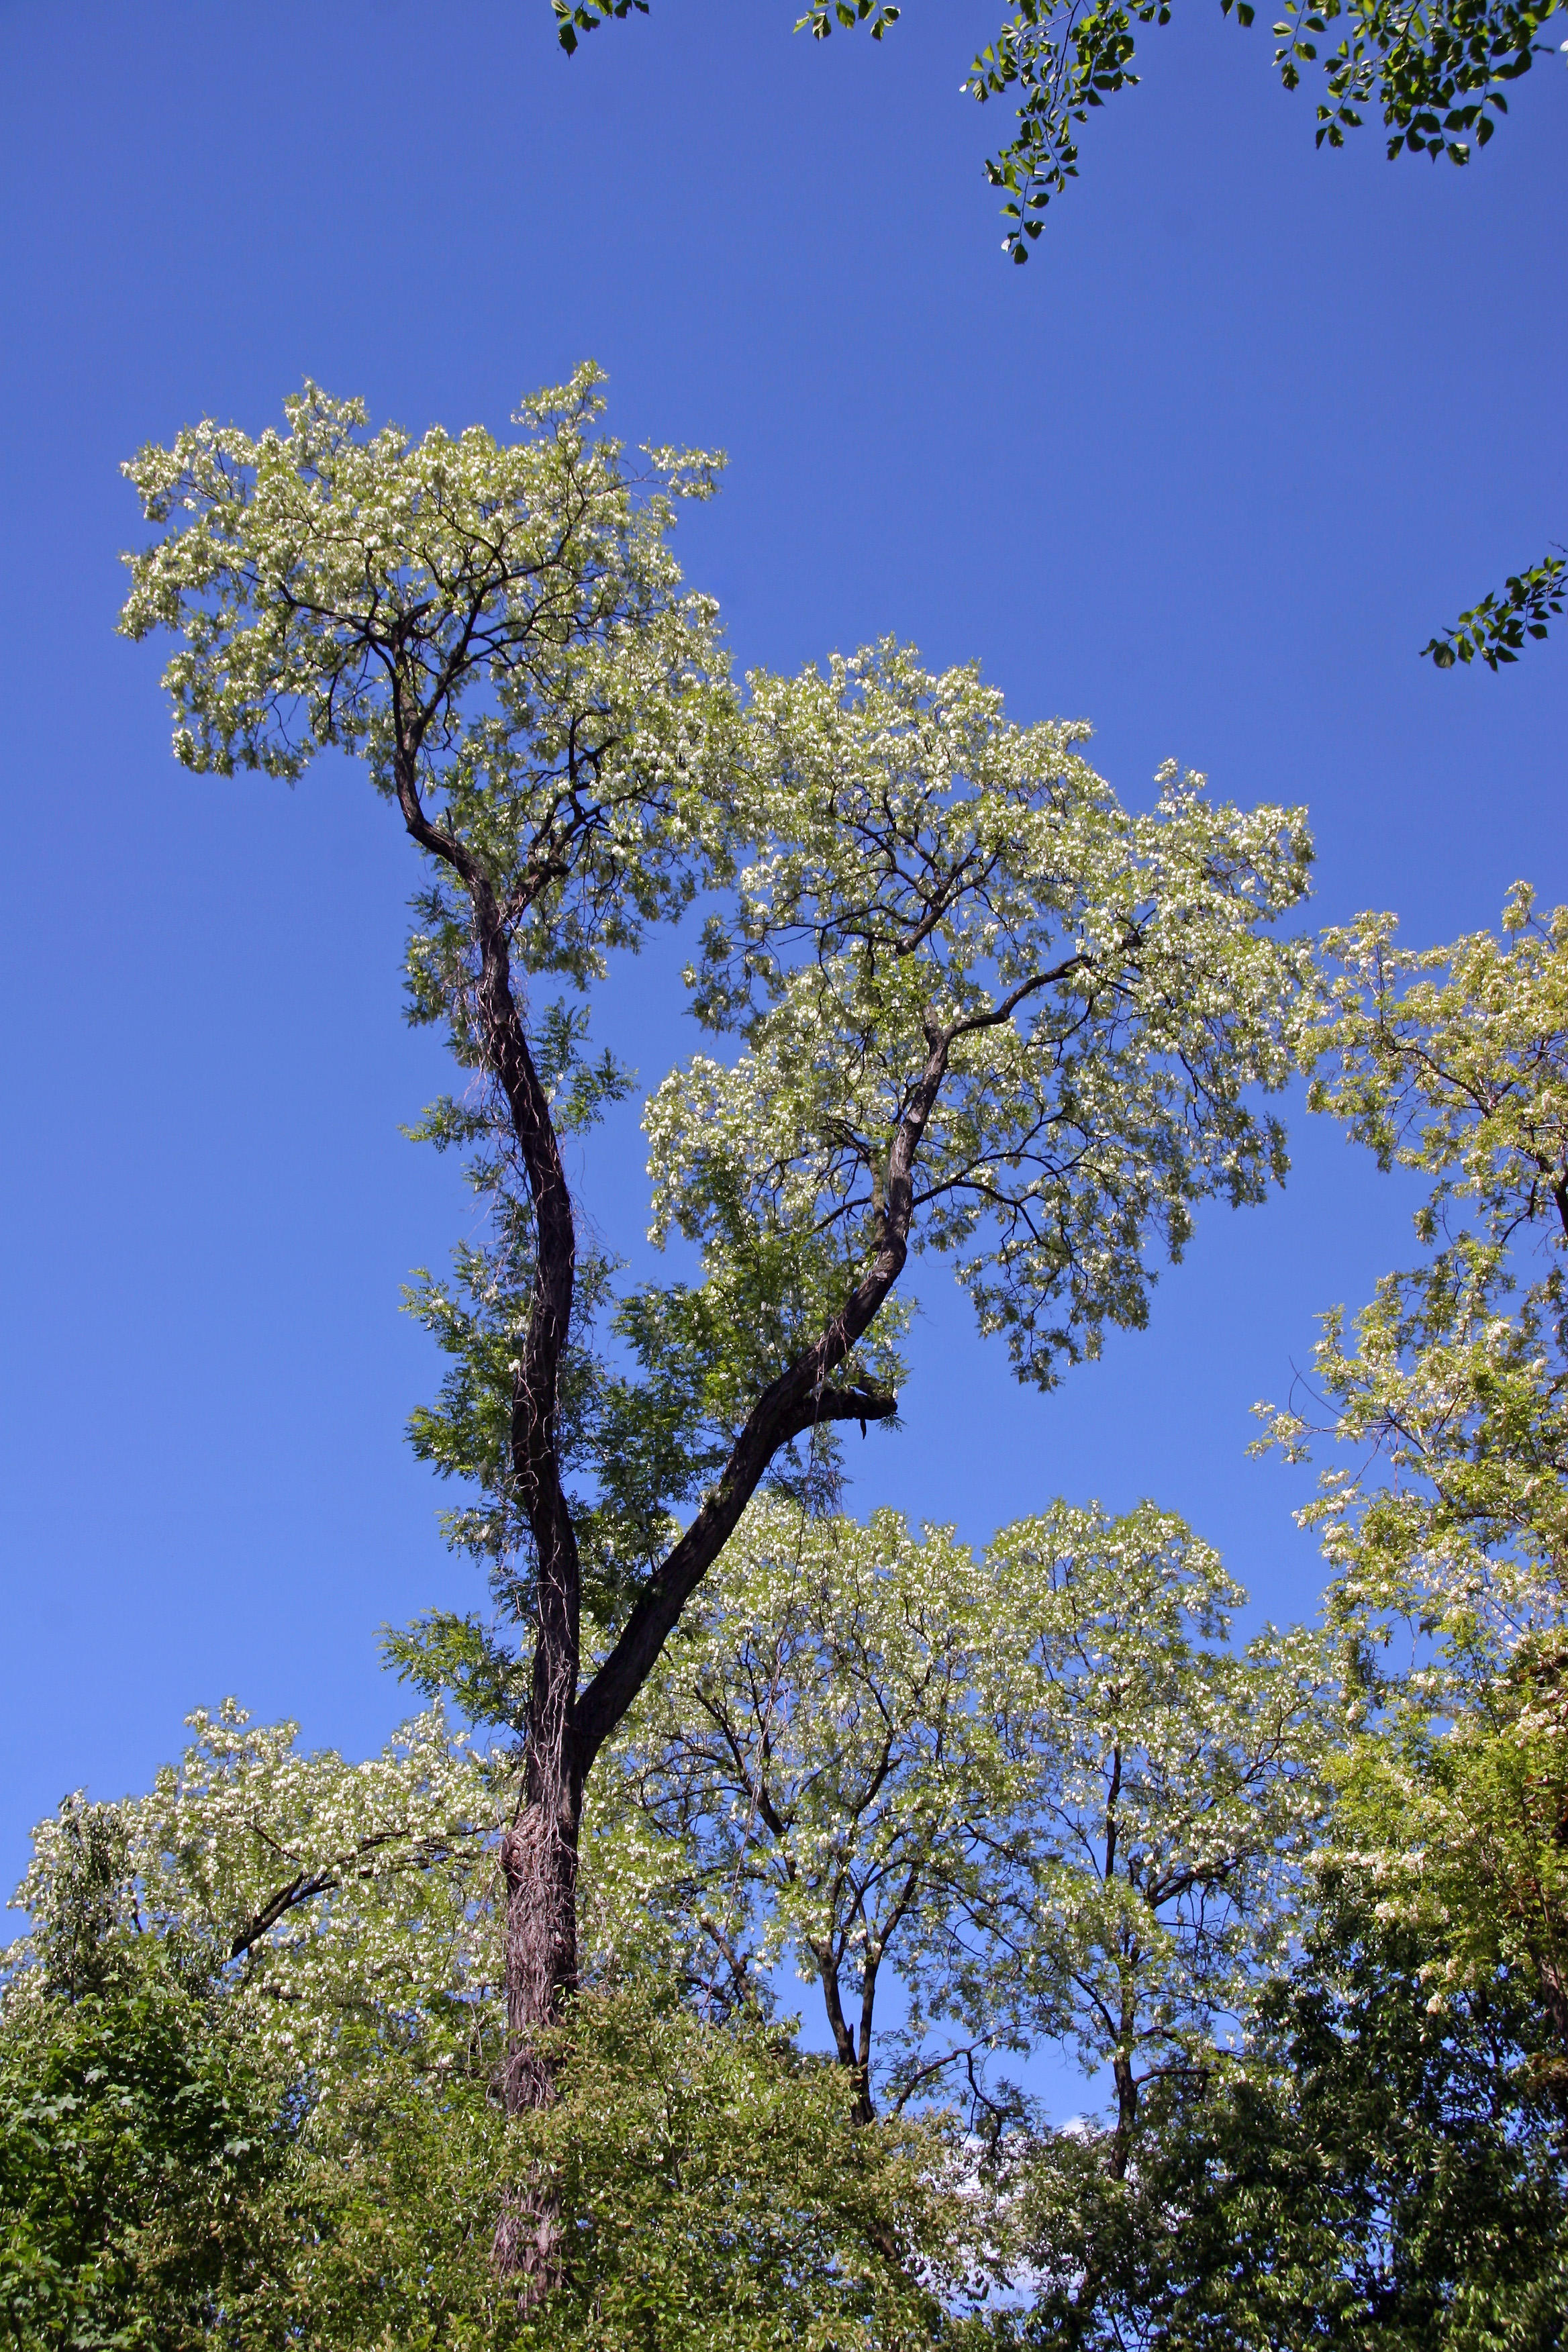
[{"x1": 575, "y1": 1019, "x2": 954, "y2": 1767}]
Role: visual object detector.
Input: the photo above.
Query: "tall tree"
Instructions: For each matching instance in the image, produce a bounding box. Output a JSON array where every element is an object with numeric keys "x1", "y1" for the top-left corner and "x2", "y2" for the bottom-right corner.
[
  {"x1": 591, "y1": 1496, "x2": 1328, "y2": 2155},
  {"x1": 1258, "y1": 883, "x2": 1568, "y2": 2051},
  {"x1": 120, "y1": 371, "x2": 1311, "y2": 2277}
]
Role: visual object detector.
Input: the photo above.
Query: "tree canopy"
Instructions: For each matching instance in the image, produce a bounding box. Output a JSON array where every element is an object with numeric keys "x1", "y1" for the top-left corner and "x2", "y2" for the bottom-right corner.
[
  {"x1": 26, "y1": 366, "x2": 1547, "y2": 2341},
  {"x1": 117, "y1": 362, "x2": 1314, "y2": 2292}
]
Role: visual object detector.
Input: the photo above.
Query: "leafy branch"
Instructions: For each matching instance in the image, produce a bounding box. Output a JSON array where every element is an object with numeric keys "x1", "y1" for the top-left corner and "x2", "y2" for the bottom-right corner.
[
  {"x1": 963, "y1": 0, "x2": 1561, "y2": 257},
  {"x1": 550, "y1": 0, "x2": 1562, "y2": 260},
  {"x1": 550, "y1": 0, "x2": 649, "y2": 56},
  {"x1": 1420, "y1": 548, "x2": 1565, "y2": 671}
]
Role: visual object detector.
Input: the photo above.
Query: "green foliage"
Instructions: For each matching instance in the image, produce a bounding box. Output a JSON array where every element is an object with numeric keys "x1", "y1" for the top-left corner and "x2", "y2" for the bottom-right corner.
[
  {"x1": 586, "y1": 1496, "x2": 1330, "y2": 2152},
  {"x1": 551, "y1": 0, "x2": 650, "y2": 57},
  {"x1": 962, "y1": 0, "x2": 1559, "y2": 258},
  {"x1": 658, "y1": 648, "x2": 1311, "y2": 1395},
  {"x1": 1014, "y1": 1871, "x2": 1568, "y2": 2348},
  {"x1": 1259, "y1": 887, "x2": 1568, "y2": 2048},
  {"x1": 560, "y1": 2, "x2": 1562, "y2": 260},
  {"x1": 8, "y1": 1706, "x2": 505, "y2": 2103},
  {"x1": 259, "y1": 1986, "x2": 973, "y2": 2350},
  {"x1": 591, "y1": 1498, "x2": 1020, "y2": 2120},
  {"x1": 797, "y1": 1, "x2": 903, "y2": 39},
  {"x1": 1422, "y1": 550, "x2": 1567, "y2": 670},
  {"x1": 983, "y1": 1503, "x2": 1330, "y2": 2137},
  {"x1": 503, "y1": 1988, "x2": 971, "y2": 2350},
  {"x1": 0, "y1": 1868, "x2": 290, "y2": 2350},
  {"x1": 118, "y1": 366, "x2": 732, "y2": 1001},
  {"x1": 1300, "y1": 883, "x2": 1568, "y2": 1236},
  {"x1": 1336, "y1": 1634, "x2": 1568, "y2": 2065},
  {"x1": 3, "y1": 1918, "x2": 961, "y2": 2351},
  {"x1": 5, "y1": 1732, "x2": 983, "y2": 2347}
]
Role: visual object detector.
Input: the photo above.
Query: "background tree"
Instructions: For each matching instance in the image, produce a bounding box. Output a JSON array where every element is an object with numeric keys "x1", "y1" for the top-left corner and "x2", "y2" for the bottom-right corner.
[
  {"x1": 9, "y1": 1705, "x2": 502, "y2": 2102},
  {"x1": 121, "y1": 374, "x2": 1312, "y2": 2276},
  {"x1": 587, "y1": 1496, "x2": 1328, "y2": 2190},
  {"x1": 968, "y1": 1504, "x2": 1332, "y2": 2344},
  {"x1": 983, "y1": 1502, "x2": 1329, "y2": 2180},
  {"x1": 1259, "y1": 883, "x2": 1568, "y2": 2053},
  {"x1": 1016, "y1": 1863, "x2": 1568, "y2": 2349},
  {"x1": 586, "y1": 1498, "x2": 1027, "y2": 2131}
]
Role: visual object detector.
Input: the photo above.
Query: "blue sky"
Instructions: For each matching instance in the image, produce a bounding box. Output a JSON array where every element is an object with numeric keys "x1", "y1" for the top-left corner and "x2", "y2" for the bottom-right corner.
[{"x1": 0, "y1": 0, "x2": 1563, "y2": 1928}]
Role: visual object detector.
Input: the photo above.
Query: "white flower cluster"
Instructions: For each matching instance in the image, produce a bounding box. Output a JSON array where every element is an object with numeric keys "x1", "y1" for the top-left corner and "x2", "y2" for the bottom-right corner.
[
  {"x1": 7, "y1": 1701, "x2": 503, "y2": 2095},
  {"x1": 585, "y1": 1492, "x2": 1332, "y2": 2123}
]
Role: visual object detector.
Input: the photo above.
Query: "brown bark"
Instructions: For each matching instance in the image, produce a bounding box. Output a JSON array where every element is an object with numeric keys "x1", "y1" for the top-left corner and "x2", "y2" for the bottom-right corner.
[
  {"x1": 393, "y1": 724, "x2": 589, "y2": 2284},
  {"x1": 390, "y1": 707, "x2": 1081, "y2": 2286}
]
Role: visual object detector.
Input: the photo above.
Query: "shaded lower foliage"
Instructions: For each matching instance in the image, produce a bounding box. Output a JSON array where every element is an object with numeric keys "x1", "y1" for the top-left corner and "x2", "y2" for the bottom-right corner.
[
  {"x1": 272, "y1": 1986, "x2": 975, "y2": 2351},
  {"x1": 0, "y1": 1939, "x2": 292, "y2": 2350},
  {"x1": 1, "y1": 1922, "x2": 977, "y2": 2351},
  {"x1": 1016, "y1": 1868, "x2": 1567, "y2": 2349}
]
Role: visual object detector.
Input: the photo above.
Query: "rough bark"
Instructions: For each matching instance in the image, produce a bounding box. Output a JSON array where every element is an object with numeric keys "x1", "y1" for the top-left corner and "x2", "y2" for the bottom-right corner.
[
  {"x1": 394, "y1": 728, "x2": 590, "y2": 2284},
  {"x1": 392, "y1": 716, "x2": 1077, "y2": 2284}
]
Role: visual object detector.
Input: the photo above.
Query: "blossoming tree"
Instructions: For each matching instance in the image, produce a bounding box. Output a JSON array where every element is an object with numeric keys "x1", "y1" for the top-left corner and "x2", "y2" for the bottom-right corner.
[
  {"x1": 591, "y1": 1494, "x2": 1329, "y2": 2159},
  {"x1": 120, "y1": 366, "x2": 1311, "y2": 2273},
  {"x1": 1258, "y1": 885, "x2": 1568, "y2": 2051}
]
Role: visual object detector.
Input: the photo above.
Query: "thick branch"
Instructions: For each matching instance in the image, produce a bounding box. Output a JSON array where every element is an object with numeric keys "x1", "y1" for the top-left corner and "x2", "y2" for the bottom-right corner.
[
  {"x1": 575, "y1": 1020, "x2": 953, "y2": 1767},
  {"x1": 226, "y1": 1824, "x2": 485, "y2": 1959}
]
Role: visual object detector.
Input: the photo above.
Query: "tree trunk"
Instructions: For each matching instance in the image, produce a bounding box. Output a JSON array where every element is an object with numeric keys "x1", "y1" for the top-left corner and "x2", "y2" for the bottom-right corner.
[
  {"x1": 490, "y1": 1473, "x2": 584, "y2": 2287},
  {"x1": 393, "y1": 744, "x2": 944, "y2": 2285},
  {"x1": 491, "y1": 1727, "x2": 581, "y2": 2287}
]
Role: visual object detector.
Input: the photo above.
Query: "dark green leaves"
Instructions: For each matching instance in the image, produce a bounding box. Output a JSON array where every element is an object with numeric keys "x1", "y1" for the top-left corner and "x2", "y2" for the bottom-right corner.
[
  {"x1": 382, "y1": 1610, "x2": 532, "y2": 1730},
  {"x1": 974, "y1": 0, "x2": 1561, "y2": 256},
  {"x1": 1422, "y1": 548, "x2": 1567, "y2": 670},
  {"x1": 0, "y1": 1935, "x2": 291, "y2": 2351},
  {"x1": 797, "y1": 0, "x2": 902, "y2": 38},
  {"x1": 550, "y1": 0, "x2": 649, "y2": 57},
  {"x1": 1017, "y1": 1877, "x2": 1568, "y2": 2349},
  {"x1": 546, "y1": 0, "x2": 1562, "y2": 256}
]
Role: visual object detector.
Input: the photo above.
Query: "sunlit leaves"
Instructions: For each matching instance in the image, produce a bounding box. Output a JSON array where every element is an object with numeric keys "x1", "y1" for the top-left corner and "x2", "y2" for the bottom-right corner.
[
  {"x1": 9, "y1": 1704, "x2": 504, "y2": 2096},
  {"x1": 1302, "y1": 885, "x2": 1568, "y2": 1255},
  {"x1": 119, "y1": 368, "x2": 732, "y2": 999},
  {"x1": 650, "y1": 644, "x2": 1312, "y2": 1391},
  {"x1": 985, "y1": 1502, "x2": 1330, "y2": 2106},
  {"x1": 1257, "y1": 888, "x2": 1568, "y2": 2052},
  {"x1": 588, "y1": 1499, "x2": 1016, "y2": 2120},
  {"x1": 585, "y1": 1493, "x2": 1330, "y2": 2141}
]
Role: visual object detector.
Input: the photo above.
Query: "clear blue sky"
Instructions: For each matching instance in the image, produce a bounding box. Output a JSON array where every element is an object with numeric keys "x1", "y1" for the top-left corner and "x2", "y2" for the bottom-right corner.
[{"x1": 1, "y1": 1, "x2": 1563, "y2": 1913}]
